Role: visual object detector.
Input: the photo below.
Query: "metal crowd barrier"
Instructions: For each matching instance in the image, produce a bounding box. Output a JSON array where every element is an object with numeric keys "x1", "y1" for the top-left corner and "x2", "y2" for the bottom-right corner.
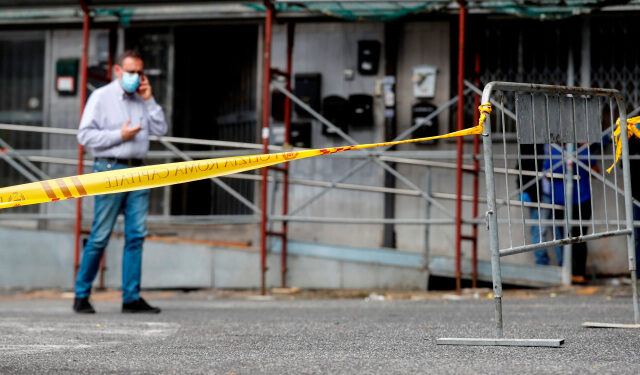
[{"x1": 438, "y1": 81, "x2": 639, "y2": 347}]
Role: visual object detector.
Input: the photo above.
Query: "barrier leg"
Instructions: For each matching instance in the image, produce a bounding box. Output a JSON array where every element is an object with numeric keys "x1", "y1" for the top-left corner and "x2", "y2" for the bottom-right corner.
[
  {"x1": 437, "y1": 225, "x2": 563, "y2": 347},
  {"x1": 632, "y1": 272, "x2": 639, "y2": 324}
]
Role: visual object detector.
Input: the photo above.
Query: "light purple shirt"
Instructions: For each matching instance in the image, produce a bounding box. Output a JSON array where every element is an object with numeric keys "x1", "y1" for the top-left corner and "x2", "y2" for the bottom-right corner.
[{"x1": 77, "y1": 80, "x2": 168, "y2": 159}]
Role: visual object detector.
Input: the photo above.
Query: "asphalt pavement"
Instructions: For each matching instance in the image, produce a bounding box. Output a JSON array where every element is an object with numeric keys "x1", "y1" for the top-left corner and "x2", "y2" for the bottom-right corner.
[{"x1": 1, "y1": 289, "x2": 639, "y2": 374}]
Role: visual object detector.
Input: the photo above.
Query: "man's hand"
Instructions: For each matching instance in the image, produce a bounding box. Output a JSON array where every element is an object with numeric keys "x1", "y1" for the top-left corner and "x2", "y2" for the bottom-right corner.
[
  {"x1": 138, "y1": 74, "x2": 152, "y2": 101},
  {"x1": 121, "y1": 120, "x2": 142, "y2": 141}
]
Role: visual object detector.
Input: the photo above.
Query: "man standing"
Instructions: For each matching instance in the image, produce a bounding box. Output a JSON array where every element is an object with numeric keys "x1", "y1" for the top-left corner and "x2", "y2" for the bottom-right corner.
[{"x1": 73, "y1": 50, "x2": 168, "y2": 314}]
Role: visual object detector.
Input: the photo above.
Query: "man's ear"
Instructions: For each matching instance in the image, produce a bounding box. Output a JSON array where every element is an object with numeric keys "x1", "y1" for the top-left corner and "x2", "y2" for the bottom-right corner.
[{"x1": 114, "y1": 65, "x2": 122, "y2": 80}]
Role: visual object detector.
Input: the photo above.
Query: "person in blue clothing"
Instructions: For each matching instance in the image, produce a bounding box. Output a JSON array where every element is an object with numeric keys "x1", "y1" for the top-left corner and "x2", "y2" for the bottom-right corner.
[
  {"x1": 516, "y1": 144, "x2": 563, "y2": 266},
  {"x1": 542, "y1": 143, "x2": 598, "y2": 284}
]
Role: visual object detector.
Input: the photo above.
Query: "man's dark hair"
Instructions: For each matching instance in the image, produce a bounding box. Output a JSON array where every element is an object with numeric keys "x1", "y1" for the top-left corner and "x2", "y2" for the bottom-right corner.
[{"x1": 117, "y1": 50, "x2": 143, "y2": 66}]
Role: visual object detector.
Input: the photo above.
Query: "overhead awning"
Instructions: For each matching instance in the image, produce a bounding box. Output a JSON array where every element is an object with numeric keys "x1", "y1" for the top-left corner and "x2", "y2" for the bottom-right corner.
[
  {"x1": 0, "y1": 1, "x2": 637, "y2": 24},
  {"x1": 258, "y1": 0, "x2": 638, "y2": 21},
  {"x1": 263, "y1": 0, "x2": 450, "y2": 21}
]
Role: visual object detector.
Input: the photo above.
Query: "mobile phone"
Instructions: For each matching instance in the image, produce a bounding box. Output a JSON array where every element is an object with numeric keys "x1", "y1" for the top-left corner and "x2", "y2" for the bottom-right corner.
[{"x1": 137, "y1": 74, "x2": 146, "y2": 94}]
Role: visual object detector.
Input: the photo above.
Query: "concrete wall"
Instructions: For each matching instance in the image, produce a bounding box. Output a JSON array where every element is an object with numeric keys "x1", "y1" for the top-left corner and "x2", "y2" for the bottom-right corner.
[
  {"x1": 394, "y1": 21, "x2": 454, "y2": 256},
  {"x1": 270, "y1": 22, "x2": 387, "y2": 249},
  {"x1": 269, "y1": 21, "x2": 455, "y2": 252},
  {"x1": 0, "y1": 227, "x2": 564, "y2": 291},
  {"x1": 0, "y1": 227, "x2": 428, "y2": 291}
]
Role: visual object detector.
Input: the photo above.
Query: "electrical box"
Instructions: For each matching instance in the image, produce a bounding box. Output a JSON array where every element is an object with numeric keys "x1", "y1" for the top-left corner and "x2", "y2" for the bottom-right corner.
[
  {"x1": 271, "y1": 92, "x2": 286, "y2": 121},
  {"x1": 322, "y1": 95, "x2": 349, "y2": 136},
  {"x1": 411, "y1": 102, "x2": 439, "y2": 145},
  {"x1": 56, "y1": 58, "x2": 79, "y2": 95},
  {"x1": 357, "y1": 40, "x2": 381, "y2": 76},
  {"x1": 290, "y1": 122, "x2": 312, "y2": 148},
  {"x1": 412, "y1": 65, "x2": 437, "y2": 99},
  {"x1": 294, "y1": 73, "x2": 322, "y2": 118},
  {"x1": 269, "y1": 122, "x2": 312, "y2": 148},
  {"x1": 348, "y1": 94, "x2": 374, "y2": 127}
]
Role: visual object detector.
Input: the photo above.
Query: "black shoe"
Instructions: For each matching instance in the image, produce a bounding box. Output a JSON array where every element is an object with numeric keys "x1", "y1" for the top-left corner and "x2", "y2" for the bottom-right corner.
[
  {"x1": 73, "y1": 297, "x2": 96, "y2": 314},
  {"x1": 122, "y1": 297, "x2": 161, "y2": 314}
]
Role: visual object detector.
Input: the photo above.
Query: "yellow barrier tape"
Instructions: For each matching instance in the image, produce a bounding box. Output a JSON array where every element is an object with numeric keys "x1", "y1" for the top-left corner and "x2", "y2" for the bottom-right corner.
[
  {"x1": 606, "y1": 115, "x2": 640, "y2": 173},
  {"x1": 477, "y1": 102, "x2": 492, "y2": 127},
  {"x1": 0, "y1": 103, "x2": 491, "y2": 210}
]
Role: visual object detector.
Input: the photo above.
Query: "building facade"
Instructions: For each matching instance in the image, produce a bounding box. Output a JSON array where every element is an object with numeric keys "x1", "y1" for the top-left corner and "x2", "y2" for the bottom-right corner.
[{"x1": 1, "y1": 1, "x2": 639, "y2": 289}]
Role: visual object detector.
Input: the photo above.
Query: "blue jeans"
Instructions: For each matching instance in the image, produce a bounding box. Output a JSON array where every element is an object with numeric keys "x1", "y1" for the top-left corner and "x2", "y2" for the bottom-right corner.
[
  {"x1": 75, "y1": 160, "x2": 150, "y2": 303},
  {"x1": 533, "y1": 194, "x2": 563, "y2": 266}
]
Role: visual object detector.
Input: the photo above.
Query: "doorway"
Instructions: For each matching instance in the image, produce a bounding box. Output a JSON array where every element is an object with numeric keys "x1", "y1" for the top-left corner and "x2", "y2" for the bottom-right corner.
[{"x1": 171, "y1": 25, "x2": 258, "y2": 215}]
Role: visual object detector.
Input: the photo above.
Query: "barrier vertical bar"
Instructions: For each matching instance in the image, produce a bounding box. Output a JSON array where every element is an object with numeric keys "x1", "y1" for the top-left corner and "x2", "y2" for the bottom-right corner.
[
  {"x1": 454, "y1": 0, "x2": 466, "y2": 293},
  {"x1": 610, "y1": 98, "x2": 621, "y2": 229},
  {"x1": 563, "y1": 143, "x2": 574, "y2": 284},
  {"x1": 260, "y1": 1, "x2": 274, "y2": 295},
  {"x1": 571, "y1": 99, "x2": 584, "y2": 235},
  {"x1": 480, "y1": 84, "x2": 503, "y2": 338},
  {"x1": 545, "y1": 95, "x2": 558, "y2": 245},
  {"x1": 423, "y1": 170, "x2": 432, "y2": 291},
  {"x1": 500, "y1": 94, "x2": 513, "y2": 249},
  {"x1": 74, "y1": 0, "x2": 90, "y2": 279}
]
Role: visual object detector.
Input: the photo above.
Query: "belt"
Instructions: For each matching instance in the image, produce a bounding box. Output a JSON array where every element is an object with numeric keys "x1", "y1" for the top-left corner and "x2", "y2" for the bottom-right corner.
[{"x1": 95, "y1": 157, "x2": 144, "y2": 167}]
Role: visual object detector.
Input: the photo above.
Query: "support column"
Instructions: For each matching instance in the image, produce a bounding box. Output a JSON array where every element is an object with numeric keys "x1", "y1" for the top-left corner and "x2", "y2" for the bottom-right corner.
[
  {"x1": 281, "y1": 21, "x2": 295, "y2": 288},
  {"x1": 260, "y1": 1, "x2": 274, "y2": 295},
  {"x1": 454, "y1": 0, "x2": 467, "y2": 292},
  {"x1": 383, "y1": 22, "x2": 399, "y2": 249}
]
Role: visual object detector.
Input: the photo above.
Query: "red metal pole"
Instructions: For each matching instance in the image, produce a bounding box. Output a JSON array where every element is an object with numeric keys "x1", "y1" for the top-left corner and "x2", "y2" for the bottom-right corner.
[
  {"x1": 471, "y1": 52, "x2": 481, "y2": 289},
  {"x1": 281, "y1": 22, "x2": 294, "y2": 288},
  {"x1": 260, "y1": 2, "x2": 274, "y2": 295},
  {"x1": 454, "y1": 1, "x2": 466, "y2": 293},
  {"x1": 74, "y1": 1, "x2": 90, "y2": 280},
  {"x1": 106, "y1": 27, "x2": 115, "y2": 81}
]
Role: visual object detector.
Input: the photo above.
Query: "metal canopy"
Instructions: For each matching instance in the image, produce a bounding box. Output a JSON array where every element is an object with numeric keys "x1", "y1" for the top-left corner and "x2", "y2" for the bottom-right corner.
[
  {"x1": 271, "y1": 0, "x2": 449, "y2": 21},
  {"x1": 0, "y1": 1, "x2": 638, "y2": 23},
  {"x1": 267, "y1": 0, "x2": 638, "y2": 21}
]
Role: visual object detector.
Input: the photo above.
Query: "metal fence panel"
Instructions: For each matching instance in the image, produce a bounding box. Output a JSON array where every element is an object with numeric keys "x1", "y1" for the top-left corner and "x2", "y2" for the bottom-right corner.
[{"x1": 440, "y1": 81, "x2": 638, "y2": 346}]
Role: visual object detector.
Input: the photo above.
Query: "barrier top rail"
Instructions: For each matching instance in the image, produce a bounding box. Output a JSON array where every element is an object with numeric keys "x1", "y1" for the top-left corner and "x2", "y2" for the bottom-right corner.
[{"x1": 483, "y1": 81, "x2": 625, "y2": 101}]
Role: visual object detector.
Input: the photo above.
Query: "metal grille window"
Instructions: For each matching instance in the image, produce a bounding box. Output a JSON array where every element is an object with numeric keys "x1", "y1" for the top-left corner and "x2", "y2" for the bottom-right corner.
[
  {"x1": 460, "y1": 18, "x2": 580, "y2": 134},
  {"x1": 0, "y1": 32, "x2": 45, "y2": 213},
  {"x1": 591, "y1": 16, "x2": 640, "y2": 111}
]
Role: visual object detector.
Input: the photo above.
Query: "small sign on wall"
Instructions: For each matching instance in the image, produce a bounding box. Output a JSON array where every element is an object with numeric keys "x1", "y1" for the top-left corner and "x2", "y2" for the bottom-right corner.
[
  {"x1": 56, "y1": 58, "x2": 79, "y2": 95},
  {"x1": 412, "y1": 65, "x2": 437, "y2": 99},
  {"x1": 56, "y1": 76, "x2": 75, "y2": 93}
]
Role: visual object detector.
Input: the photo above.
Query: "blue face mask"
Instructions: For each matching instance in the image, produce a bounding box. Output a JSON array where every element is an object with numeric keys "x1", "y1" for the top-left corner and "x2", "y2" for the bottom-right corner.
[{"x1": 121, "y1": 72, "x2": 140, "y2": 93}]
